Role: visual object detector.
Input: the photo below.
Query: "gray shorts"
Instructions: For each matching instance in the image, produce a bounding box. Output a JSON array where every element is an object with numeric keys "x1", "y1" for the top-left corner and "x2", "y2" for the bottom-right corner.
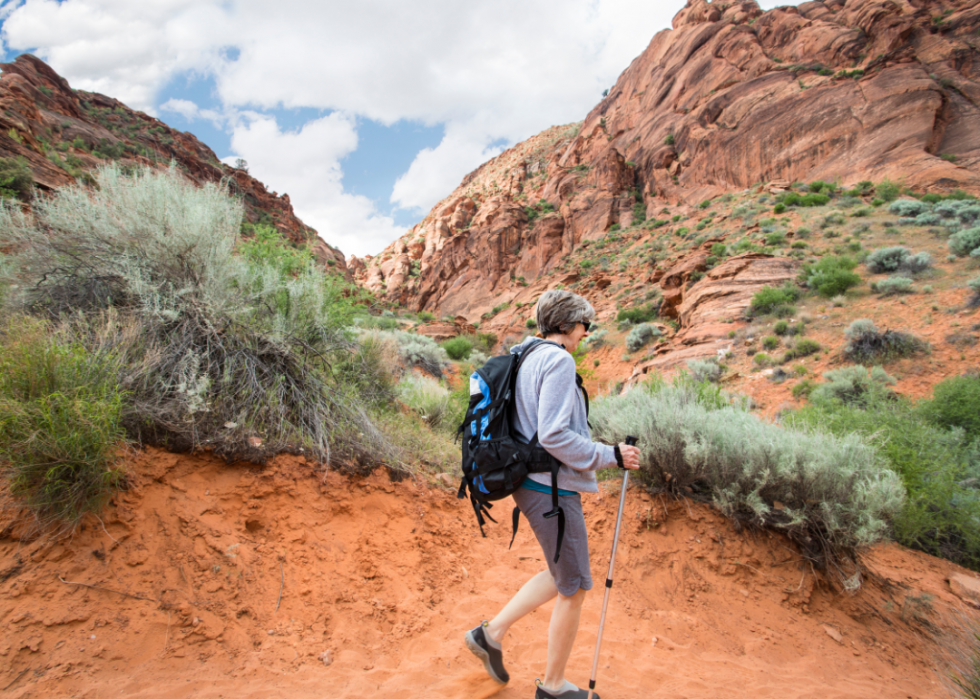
[{"x1": 512, "y1": 487, "x2": 593, "y2": 597}]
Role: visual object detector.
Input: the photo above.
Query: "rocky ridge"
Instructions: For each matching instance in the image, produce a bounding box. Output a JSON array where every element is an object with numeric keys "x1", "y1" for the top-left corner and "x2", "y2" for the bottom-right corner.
[
  {"x1": 0, "y1": 54, "x2": 347, "y2": 272},
  {"x1": 353, "y1": 0, "x2": 980, "y2": 342}
]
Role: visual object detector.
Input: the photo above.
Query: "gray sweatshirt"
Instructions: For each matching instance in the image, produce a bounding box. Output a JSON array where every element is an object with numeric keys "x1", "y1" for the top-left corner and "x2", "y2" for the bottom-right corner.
[{"x1": 510, "y1": 338, "x2": 618, "y2": 493}]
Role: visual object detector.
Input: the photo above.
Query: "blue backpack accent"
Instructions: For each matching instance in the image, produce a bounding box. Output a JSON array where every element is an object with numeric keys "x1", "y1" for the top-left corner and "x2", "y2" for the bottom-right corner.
[{"x1": 457, "y1": 340, "x2": 566, "y2": 562}]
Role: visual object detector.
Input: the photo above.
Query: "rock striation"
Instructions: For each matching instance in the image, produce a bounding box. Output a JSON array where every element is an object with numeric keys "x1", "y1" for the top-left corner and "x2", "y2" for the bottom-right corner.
[
  {"x1": 355, "y1": 0, "x2": 980, "y2": 319},
  {"x1": 0, "y1": 54, "x2": 347, "y2": 273}
]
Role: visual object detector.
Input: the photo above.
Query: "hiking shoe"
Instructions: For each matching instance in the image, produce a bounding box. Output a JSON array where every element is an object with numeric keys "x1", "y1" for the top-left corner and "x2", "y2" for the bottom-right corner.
[
  {"x1": 464, "y1": 621, "x2": 508, "y2": 684},
  {"x1": 534, "y1": 679, "x2": 599, "y2": 699}
]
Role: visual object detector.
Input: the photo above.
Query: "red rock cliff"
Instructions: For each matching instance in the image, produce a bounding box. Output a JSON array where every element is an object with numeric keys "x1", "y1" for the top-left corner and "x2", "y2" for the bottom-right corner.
[{"x1": 354, "y1": 0, "x2": 980, "y2": 316}]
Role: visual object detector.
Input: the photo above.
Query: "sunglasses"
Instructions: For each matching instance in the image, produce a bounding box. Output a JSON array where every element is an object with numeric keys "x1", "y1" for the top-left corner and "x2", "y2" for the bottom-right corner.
[{"x1": 580, "y1": 321, "x2": 592, "y2": 333}]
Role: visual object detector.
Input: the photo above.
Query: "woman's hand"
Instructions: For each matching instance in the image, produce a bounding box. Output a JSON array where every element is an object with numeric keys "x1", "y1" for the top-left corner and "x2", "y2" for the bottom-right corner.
[{"x1": 618, "y1": 444, "x2": 641, "y2": 470}]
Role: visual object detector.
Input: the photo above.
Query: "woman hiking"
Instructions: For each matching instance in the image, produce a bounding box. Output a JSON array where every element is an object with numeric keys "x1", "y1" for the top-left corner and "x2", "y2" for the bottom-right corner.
[{"x1": 464, "y1": 289, "x2": 641, "y2": 699}]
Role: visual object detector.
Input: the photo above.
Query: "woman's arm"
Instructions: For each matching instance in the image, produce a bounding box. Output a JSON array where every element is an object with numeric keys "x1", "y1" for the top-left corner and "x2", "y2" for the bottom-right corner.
[{"x1": 536, "y1": 352, "x2": 617, "y2": 472}]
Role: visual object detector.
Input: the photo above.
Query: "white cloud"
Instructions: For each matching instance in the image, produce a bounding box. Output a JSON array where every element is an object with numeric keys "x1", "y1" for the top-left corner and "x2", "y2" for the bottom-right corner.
[
  {"x1": 225, "y1": 112, "x2": 402, "y2": 257},
  {"x1": 391, "y1": 123, "x2": 506, "y2": 213},
  {"x1": 2, "y1": 0, "x2": 805, "y2": 254}
]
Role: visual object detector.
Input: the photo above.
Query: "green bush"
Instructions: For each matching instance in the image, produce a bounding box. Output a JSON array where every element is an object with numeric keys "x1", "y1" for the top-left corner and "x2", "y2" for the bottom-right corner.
[
  {"x1": 783, "y1": 338, "x2": 821, "y2": 361},
  {"x1": 875, "y1": 180, "x2": 901, "y2": 202},
  {"x1": 762, "y1": 335, "x2": 779, "y2": 350},
  {"x1": 239, "y1": 224, "x2": 314, "y2": 277},
  {"x1": 949, "y1": 227, "x2": 980, "y2": 257},
  {"x1": 616, "y1": 301, "x2": 659, "y2": 325},
  {"x1": 0, "y1": 317, "x2": 126, "y2": 526},
  {"x1": 774, "y1": 320, "x2": 789, "y2": 335},
  {"x1": 626, "y1": 323, "x2": 660, "y2": 352},
  {"x1": 801, "y1": 255, "x2": 861, "y2": 297},
  {"x1": 788, "y1": 395, "x2": 980, "y2": 571},
  {"x1": 921, "y1": 374, "x2": 980, "y2": 441},
  {"x1": 526, "y1": 318, "x2": 537, "y2": 329},
  {"x1": 969, "y1": 277, "x2": 980, "y2": 307},
  {"x1": 748, "y1": 283, "x2": 800, "y2": 316},
  {"x1": 441, "y1": 335, "x2": 474, "y2": 361},
  {"x1": 590, "y1": 376, "x2": 905, "y2": 579},
  {"x1": 710, "y1": 243, "x2": 727, "y2": 257},
  {"x1": 0, "y1": 156, "x2": 34, "y2": 201},
  {"x1": 773, "y1": 203, "x2": 786, "y2": 214}
]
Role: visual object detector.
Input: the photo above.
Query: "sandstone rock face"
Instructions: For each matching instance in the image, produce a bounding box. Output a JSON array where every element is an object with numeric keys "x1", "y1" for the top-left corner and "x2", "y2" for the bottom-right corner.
[
  {"x1": 0, "y1": 54, "x2": 347, "y2": 276},
  {"x1": 359, "y1": 0, "x2": 979, "y2": 321},
  {"x1": 949, "y1": 573, "x2": 980, "y2": 607}
]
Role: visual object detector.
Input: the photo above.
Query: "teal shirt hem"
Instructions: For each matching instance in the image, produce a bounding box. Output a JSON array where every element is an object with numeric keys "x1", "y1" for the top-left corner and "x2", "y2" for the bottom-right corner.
[{"x1": 521, "y1": 478, "x2": 576, "y2": 497}]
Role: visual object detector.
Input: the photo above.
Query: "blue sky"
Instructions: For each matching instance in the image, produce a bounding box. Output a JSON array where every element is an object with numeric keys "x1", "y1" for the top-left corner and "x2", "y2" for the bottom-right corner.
[{"x1": 0, "y1": 0, "x2": 798, "y2": 257}]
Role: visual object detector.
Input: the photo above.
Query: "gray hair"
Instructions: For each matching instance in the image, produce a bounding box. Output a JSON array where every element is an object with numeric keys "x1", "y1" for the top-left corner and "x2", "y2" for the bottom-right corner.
[{"x1": 536, "y1": 289, "x2": 595, "y2": 336}]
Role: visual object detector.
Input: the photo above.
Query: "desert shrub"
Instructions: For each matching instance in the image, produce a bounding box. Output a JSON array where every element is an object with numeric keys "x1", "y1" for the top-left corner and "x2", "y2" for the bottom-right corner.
[
  {"x1": 762, "y1": 335, "x2": 779, "y2": 350},
  {"x1": 866, "y1": 246, "x2": 911, "y2": 273},
  {"x1": 875, "y1": 275, "x2": 913, "y2": 296},
  {"x1": 783, "y1": 338, "x2": 821, "y2": 361},
  {"x1": 442, "y1": 335, "x2": 474, "y2": 361},
  {"x1": 397, "y1": 374, "x2": 452, "y2": 429},
  {"x1": 875, "y1": 180, "x2": 901, "y2": 202},
  {"x1": 935, "y1": 200, "x2": 964, "y2": 219},
  {"x1": 809, "y1": 365, "x2": 895, "y2": 406},
  {"x1": 0, "y1": 156, "x2": 34, "y2": 201},
  {"x1": 687, "y1": 358, "x2": 723, "y2": 383},
  {"x1": 0, "y1": 316, "x2": 126, "y2": 526},
  {"x1": 889, "y1": 199, "x2": 928, "y2": 217},
  {"x1": 959, "y1": 205, "x2": 980, "y2": 225},
  {"x1": 801, "y1": 255, "x2": 861, "y2": 297},
  {"x1": 914, "y1": 212, "x2": 942, "y2": 227},
  {"x1": 0, "y1": 164, "x2": 390, "y2": 468},
  {"x1": 583, "y1": 328, "x2": 609, "y2": 349},
  {"x1": 418, "y1": 310, "x2": 435, "y2": 322},
  {"x1": 749, "y1": 283, "x2": 800, "y2": 316},
  {"x1": 843, "y1": 319, "x2": 928, "y2": 363},
  {"x1": 626, "y1": 323, "x2": 660, "y2": 352},
  {"x1": 969, "y1": 277, "x2": 980, "y2": 307},
  {"x1": 949, "y1": 227, "x2": 980, "y2": 257},
  {"x1": 905, "y1": 251, "x2": 933, "y2": 274},
  {"x1": 526, "y1": 318, "x2": 537, "y2": 329},
  {"x1": 753, "y1": 352, "x2": 771, "y2": 367},
  {"x1": 590, "y1": 376, "x2": 905, "y2": 580},
  {"x1": 616, "y1": 301, "x2": 659, "y2": 325},
  {"x1": 920, "y1": 375, "x2": 980, "y2": 441},
  {"x1": 774, "y1": 320, "x2": 789, "y2": 336},
  {"x1": 387, "y1": 332, "x2": 450, "y2": 377}
]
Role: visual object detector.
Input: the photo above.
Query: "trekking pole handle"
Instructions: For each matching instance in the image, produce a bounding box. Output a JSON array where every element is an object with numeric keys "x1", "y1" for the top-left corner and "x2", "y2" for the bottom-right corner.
[{"x1": 587, "y1": 437, "x2": 639, "y2": 699}]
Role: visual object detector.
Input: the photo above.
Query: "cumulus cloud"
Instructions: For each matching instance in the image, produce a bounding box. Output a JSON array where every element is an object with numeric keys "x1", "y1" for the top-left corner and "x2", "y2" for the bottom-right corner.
[
  {"x1": 224, "y1": 112, "x2": 403, "y2": 257},
  {"x1": 2, "y1": 0, "x2": 805, "y2": 254}
]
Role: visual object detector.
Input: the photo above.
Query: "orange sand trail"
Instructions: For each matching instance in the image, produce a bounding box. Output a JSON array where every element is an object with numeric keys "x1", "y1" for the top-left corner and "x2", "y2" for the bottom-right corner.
[{"x1": 0, "y1": 449, "x2": 971, "y2": 698}]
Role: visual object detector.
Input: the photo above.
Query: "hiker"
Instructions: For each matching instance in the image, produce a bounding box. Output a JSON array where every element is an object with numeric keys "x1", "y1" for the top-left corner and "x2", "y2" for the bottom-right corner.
[{"x1": 465, "y1": 289, "x2": 641, "y2": 699}]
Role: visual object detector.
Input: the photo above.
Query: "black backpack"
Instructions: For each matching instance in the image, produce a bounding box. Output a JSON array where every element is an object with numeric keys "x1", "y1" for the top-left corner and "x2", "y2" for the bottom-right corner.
[{"x1": 457, "y1": 339, "x2": 569, "y2": 562}]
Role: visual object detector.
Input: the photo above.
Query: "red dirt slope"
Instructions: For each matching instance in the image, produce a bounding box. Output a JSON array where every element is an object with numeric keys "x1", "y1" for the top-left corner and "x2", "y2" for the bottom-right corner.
[{"x1": 0, "y1": 448, "x2": 974, "y2": 698}]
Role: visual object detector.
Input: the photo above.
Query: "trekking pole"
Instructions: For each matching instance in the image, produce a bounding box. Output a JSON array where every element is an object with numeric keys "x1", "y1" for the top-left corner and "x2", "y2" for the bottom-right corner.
[{"x1": 587, "y1": 435, "x2": 637, "y2": 699}]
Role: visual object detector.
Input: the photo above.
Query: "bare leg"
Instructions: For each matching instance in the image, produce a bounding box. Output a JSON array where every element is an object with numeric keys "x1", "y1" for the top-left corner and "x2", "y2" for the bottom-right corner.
[
  {"x1": 485, "y1": 570, "x2": 558, "y2": 644},
  {"x1": 541, "y1": 588, "x2": 588, "y2": 691}
]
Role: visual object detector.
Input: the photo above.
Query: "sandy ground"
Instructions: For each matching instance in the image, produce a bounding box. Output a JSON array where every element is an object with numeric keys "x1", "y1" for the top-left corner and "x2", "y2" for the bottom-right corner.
[{"x1": 0, "y1": 448, "x2": 975, "y2": 698}]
